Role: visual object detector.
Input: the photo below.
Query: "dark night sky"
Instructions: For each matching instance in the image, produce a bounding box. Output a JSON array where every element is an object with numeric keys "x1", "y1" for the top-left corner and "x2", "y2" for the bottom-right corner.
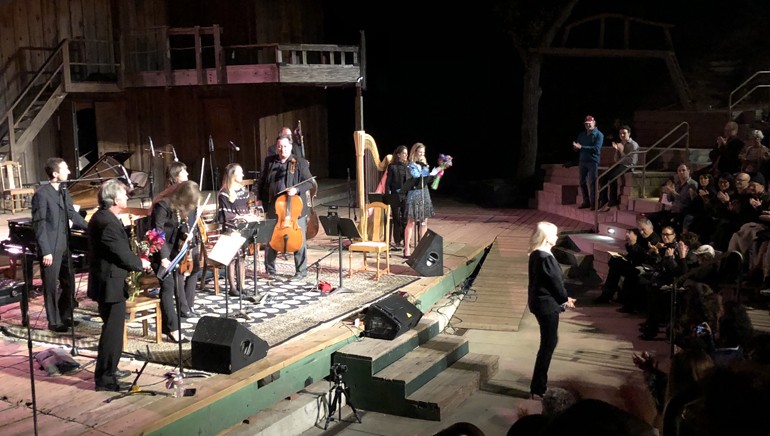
[{"x1": 320, "y1": 0, "x2": 770, "y2": 194}]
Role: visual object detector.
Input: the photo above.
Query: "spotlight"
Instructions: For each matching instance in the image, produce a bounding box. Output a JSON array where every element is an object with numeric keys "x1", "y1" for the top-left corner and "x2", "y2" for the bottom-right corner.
[{"x1": 608, "y1": 228, "x2": 616, "y2": 235}]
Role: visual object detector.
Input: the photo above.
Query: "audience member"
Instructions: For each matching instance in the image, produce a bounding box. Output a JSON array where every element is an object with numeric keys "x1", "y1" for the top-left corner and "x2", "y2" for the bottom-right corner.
[
  {"x1": 599, "y1": 124, "x2": 639, "y2": 211},
  {"x1": 572, "y1": 115, "x2": 603, "y2": 210}
]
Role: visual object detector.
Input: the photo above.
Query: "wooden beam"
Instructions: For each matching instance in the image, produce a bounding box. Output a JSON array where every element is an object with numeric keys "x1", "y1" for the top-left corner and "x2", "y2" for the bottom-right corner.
[{"x1": 532, "y1": 47, "x2": 671, "y2": 59}]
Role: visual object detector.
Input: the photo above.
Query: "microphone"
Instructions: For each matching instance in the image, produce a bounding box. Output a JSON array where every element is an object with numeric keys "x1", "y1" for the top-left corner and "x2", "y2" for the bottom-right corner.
[
  {"x1": 149, "y1": 136, "x2": 155, "y2": 157},
  {"x1": 208, "y1": 135, "x2": 214, "y2": 153},
  {"x1": 171, "y1": 145, "x2": 179, "y2": 162},
  {"x1": 229, "y1": 141, "x2": 240, "y2": 152}
]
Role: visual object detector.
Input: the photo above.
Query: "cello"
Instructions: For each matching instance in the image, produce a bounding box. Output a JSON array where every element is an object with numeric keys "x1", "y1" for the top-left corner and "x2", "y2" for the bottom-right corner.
[{"x1": 269, "y1": 159, "x2": 304, "y2": 254}]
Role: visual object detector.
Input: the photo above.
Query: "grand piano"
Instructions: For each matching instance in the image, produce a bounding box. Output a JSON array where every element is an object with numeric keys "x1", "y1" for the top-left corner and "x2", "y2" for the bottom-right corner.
[{"x1": 1, "y1": 152, "x2": 149, "y2": 272}]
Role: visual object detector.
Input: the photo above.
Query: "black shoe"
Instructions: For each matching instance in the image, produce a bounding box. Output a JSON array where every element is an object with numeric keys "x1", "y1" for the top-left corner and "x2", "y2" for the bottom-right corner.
[
  {"x1": 48, "y1": 324, "x2": 69, "y2": 333},
  {"x1": 180, "y1": 311, "x2": 193, "y2": 318},
  {"x1": 95, "y1": 381, "x2": 132, "y2": 392},
  {"x1": 228, "y1": 289, "x2": 241, "y2": 297},
  {"x1": 112, "y1": 369, "x2": 132, "y2": 379},
  {"x1": 62, "y1": 320, "x2": 80, "y2": 328},
  {"x1": 578, "y1": 203, "x2": 590, "y2": 209},
  {"x1": 187, "y1": 310, "x2": 200, "y2": 317}
]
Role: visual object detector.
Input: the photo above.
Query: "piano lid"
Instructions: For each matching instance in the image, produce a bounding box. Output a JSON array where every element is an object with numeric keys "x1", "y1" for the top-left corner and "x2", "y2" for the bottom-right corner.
[{"x1": 69, "y1": 152, "x2": 134, "y2": 210}]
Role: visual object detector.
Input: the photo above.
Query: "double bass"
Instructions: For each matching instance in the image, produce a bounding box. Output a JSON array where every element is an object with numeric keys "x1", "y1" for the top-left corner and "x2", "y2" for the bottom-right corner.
[{"x1": 269, "y1": 159, "x2": 304, "y2": 254}]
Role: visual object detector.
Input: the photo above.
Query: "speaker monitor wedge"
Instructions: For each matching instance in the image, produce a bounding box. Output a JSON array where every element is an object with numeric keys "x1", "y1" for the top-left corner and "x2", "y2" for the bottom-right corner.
[
  {"x1": 191, "y1": 316, "x2": 268, "y2": 374},
  {"x1": 406, "y1": 230, "x2": 443, "y2": 277},
  {"x1": 364, "y1": 293, "x2": 423, "y2": 340}
]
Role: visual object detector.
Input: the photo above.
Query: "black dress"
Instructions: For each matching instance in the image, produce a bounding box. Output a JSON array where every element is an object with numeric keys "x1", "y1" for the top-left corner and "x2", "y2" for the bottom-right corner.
[{"x1": 386, "y1": 161, "x2": 408, "y2": 245}]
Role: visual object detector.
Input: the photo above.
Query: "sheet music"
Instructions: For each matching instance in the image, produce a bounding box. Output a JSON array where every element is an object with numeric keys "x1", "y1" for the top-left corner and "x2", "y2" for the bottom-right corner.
[{"x1": 207, "y1": 233, "x2": 247, "y2": 266}]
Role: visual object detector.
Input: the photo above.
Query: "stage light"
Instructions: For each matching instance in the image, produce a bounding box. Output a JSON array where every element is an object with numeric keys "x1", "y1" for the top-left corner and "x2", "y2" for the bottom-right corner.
[{"x1": 608, "y1": 228, "x2": 616, "y2": 235}]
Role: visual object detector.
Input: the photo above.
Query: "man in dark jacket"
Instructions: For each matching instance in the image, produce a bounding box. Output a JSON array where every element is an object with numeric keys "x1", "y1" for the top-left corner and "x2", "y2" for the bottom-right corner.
[
  {"x1": 31, "y1": 158, "x2": 88, "y2": 332},
  {"x1": 572, "y1": 115, "x2": 604, "y2": 210},
  {"x1": 257, "y1": 136, "x2": 314, "y2": 280},
  {"x1": 87, "y1": 179, "x2": 149, "y2": 391}
]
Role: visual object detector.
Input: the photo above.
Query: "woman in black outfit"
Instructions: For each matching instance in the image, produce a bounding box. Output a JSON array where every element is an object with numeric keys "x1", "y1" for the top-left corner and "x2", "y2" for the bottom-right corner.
[
  {"x1": 528, "y1": 221, "x2": 576, "y2": 400},
  {"x1": 386, "y1": 145, "x2": 409, "y2": 248}
]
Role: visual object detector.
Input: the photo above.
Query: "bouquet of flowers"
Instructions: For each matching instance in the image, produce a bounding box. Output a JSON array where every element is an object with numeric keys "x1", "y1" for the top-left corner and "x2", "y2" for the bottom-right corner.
[
  {"x1": 430, "y1": 154, "x2": 453, "y2": 190},
  {"x1": 125, "y1": 228, "x2": 165, "y2": 301}
]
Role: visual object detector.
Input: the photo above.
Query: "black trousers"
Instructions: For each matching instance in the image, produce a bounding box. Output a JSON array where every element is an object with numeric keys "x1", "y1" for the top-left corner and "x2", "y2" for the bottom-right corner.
[
  {"x1": 530, "y1": 310, "x2": 560, "y2": 396},
  {"x1": 598, "y1": 165, "x2": 629, "y2": 206},
  {"x1": 156, "y1": 267, "x2": 180, "y2": 334},
  {"x1": 95, "y1": 299, "x2": 126, "y2": 386},
  {"x1": 40, "y1": 248, "x2": 74, "y2": 328}
]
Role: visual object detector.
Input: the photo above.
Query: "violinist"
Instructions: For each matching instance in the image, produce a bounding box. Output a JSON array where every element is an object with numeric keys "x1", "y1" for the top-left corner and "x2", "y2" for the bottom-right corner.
[
  {"x1": 218, "y1": 163, "x2": 250, "y2": 296},
  {"x1": 166, "y1": 161, "x2": 201, "y2": 317},
  {"x1": 256, "y1": 136, "x2": 313, "y2": 281},
  {"x1": 150, "y1": 180, "x2": 201, "y2": 343}
]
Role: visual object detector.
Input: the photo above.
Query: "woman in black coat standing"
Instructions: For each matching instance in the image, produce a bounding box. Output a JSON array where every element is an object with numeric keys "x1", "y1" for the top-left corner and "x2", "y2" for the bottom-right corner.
[
  {"x1": 386, "y1": 145, "x2": 409, "y2": 248},
  {"x1": 528, "y1": 221, "x2": 576, "y2": 400}
]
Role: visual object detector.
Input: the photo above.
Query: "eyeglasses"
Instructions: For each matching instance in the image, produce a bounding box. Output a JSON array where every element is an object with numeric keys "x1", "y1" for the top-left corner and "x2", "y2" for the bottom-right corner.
[{"x1": 661, "y1": 232, "x2": 675, "y2": 236}]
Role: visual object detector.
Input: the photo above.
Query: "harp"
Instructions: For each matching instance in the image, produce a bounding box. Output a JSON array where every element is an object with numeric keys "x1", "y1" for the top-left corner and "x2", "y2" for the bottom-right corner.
[{"x1": 354, "y1": 130, "x2": 392, "y2": 233}]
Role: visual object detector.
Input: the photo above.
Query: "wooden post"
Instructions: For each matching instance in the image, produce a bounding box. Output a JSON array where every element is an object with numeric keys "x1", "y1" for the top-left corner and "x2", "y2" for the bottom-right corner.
[
  {"x1": 163, "y1": 26, "x2": 172, "y2": 86},
  {"x1": 62, "y1": 39, "x2": 72, "y2": 91},
  {"x1": 213, "y1": 24, "x2": 225, "y2": 84},
  {"x1": 195, "y1": 26, "x2": 203, "y2": 85}
]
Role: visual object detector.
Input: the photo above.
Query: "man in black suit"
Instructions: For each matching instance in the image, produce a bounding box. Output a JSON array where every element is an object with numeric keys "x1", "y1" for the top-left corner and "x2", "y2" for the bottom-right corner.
[
  {"x1": 87, "y1": 179, "x2": 150, "y2": 391},
  {"x1": 257, "y1": 136, "x2": 314, "y2": 280},
  {"x1": 31, "y1": 157, "x2": 89, "y2": 332}
]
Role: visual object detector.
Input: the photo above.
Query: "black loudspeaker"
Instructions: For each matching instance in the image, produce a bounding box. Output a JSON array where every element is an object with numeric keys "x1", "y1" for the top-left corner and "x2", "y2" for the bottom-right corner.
[
  {"x1": 191, "y1": 317, "x2": 269, "y2": 374},
  {"x1": 406, "y1": 230, "x2": 443, "y2": 276},
  {"x1": 364, "y1": 294, "x2": 423, "y2": 340}
]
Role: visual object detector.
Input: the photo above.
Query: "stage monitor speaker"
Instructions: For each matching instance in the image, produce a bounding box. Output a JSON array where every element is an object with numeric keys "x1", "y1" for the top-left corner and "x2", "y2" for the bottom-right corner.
[
  {"x1": 364, "y1": 294, "x2": 423, "y2": 340},
  {"x1": 191, "y1": 317, "x2": 268, "y2": 374},
  {"x1": 406, "y1": 230, "x2": 443, "y2": 277}
]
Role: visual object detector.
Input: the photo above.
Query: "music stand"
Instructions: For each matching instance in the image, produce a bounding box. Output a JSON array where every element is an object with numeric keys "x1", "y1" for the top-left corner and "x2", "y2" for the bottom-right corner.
[
  {"x1": 319, "y1": 214, "x2": 361, "y2": 294},
  {"x1": 207, "y1": 232, "x2": 248, "y2": 317}
]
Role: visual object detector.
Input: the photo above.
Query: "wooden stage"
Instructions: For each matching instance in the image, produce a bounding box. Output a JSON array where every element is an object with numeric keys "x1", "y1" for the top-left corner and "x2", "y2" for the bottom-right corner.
[{"x1": 0, "y1": 200, "x2": 589, "y2": 435}]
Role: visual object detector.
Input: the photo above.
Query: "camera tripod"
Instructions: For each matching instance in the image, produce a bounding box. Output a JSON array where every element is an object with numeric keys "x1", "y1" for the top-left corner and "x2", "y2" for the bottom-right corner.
[{"x1": 324, "y1": 375, "x2": 361, "y2": 429}]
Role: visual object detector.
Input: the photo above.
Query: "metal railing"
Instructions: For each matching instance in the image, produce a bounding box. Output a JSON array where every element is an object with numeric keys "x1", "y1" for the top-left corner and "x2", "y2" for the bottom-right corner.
[
  {"x1": 728, "y1": 70, "x2": 770, "y2": 120},
  {"x1": 593, "y1": 122, "x2": 689, "y2": 229}
]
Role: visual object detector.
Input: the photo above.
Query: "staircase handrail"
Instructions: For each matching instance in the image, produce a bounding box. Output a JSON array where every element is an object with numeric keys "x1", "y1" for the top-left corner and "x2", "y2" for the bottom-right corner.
[
  {"x1": 593, "y1": 122, "x2": 689, "y2": 230},
  {"x1": 728, "y1": 70, "x2": 770, "y2": 120},
  {"x1": 1, "y1": 39, "x2": 68, "y2": 159}
]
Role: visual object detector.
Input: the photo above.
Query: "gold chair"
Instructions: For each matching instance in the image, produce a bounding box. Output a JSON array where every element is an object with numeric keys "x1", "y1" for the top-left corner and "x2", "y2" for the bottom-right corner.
[
  {"x1": 0, "y1": 161, "x2": 35, "y2": 213},
  {"x1": 349, "y1": 201, "x2": 391, "y2": 280}
]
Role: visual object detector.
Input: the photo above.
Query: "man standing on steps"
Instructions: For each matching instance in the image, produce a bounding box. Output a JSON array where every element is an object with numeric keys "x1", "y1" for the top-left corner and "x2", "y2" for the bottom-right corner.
[
  {"x1": 573, "y1": 115, "x2": 604, "y2": 210},
  {"x1": 598, "y1": 125, "x2": 639, "y2": 212}
]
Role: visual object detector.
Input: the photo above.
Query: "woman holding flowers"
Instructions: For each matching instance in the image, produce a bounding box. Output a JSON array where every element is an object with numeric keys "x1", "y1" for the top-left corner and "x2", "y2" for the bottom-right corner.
[
  {"x1": 150, "y1": 180, "x2": 201, "y2": 343},
  {"x1": 403, "y1": 142, "x2": 435, "y2": 257}
]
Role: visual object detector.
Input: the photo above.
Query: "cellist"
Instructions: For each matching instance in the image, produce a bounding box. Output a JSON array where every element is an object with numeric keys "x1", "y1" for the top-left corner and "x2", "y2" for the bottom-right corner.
[{"x1": 256, "y1": 136, "x2": 314, "y2": 281}]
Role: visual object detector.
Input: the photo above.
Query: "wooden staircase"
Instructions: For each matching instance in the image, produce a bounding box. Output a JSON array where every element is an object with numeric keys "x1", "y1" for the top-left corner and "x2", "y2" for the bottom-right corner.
[{"x1": 332, "y1": 312, "x2": 498, "y2": 421}]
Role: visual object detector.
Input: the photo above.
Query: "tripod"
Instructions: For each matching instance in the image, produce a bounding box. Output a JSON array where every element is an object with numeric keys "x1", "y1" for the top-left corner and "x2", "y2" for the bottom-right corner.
[{"x1": 324, "y1": 368, "x2": 361, "y2": 429}]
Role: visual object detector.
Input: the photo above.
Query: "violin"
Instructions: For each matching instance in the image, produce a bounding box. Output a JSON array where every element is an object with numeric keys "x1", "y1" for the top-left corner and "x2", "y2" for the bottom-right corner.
[{"x1": 269, "y1": 158, "x2": 304, "y2": 253}]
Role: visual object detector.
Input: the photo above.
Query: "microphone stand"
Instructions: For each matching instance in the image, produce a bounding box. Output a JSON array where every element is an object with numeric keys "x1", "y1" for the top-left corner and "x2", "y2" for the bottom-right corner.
[
  {"x1": 21, "y1": 246, "x2": 39, "y2": 434},
  {"x1": 347, "y1": 168, "x2": 355, "y2": 221},
  {"x1": 158, "y1": 237, "x2": 208, "y2": 380},
  {"x1": 208, "y1": 136, "x2": 219, "y2": 192}
]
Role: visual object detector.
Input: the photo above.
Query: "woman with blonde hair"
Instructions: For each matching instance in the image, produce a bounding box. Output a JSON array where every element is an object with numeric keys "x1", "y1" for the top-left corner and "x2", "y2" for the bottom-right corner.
[
  {"x1": 739, "y1": 129, "x2": 770, "y2": 174},
  {"x1": 218, "y1": 163, "x2": 250, "y2": 296},
  {"x1": 403, "y1": 142, "x2": 435, "y2": 257},
  {"x1": 527, "y1": 221, "x2": 575, "y2": 400}
]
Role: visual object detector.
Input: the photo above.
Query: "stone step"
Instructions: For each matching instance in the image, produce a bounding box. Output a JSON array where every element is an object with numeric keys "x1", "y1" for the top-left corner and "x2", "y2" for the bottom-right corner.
[{"x1": 404, "y1": 353, "x2": 498, "y2": 421}]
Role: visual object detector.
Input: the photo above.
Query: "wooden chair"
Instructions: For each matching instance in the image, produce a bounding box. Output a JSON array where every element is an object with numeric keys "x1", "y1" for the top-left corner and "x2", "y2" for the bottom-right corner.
[
  {"x1": 199, "y1": 209, "x2": 223, "y2": 295},
  {"x1": 0, "y1": 161, "x2": 35, "y2": 213},
  {"x1": 349, "y1": 201, "x2": 391, "y2": 280}
]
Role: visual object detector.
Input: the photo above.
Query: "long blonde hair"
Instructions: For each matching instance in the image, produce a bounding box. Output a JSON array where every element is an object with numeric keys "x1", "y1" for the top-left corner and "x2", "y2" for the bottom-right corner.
[
  {"x1": 221, "y1": 163, "x2": 243, "y2": 202},
  {"x1": 408, "y1": 142, "x2": 427, "y2": 166},
  {"x1": 528, "y1": 221, "x2": 558, "y2": 254}
]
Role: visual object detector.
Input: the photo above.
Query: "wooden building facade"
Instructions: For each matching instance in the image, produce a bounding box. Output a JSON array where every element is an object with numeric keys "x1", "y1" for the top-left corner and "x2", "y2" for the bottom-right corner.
[{"x1": 0, "y1": 0, "x2": 361, "y2": 189}]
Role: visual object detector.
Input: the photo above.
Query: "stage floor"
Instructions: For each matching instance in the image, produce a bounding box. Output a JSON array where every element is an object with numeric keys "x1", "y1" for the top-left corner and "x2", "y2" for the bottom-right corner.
[{"x1": 0, "y1": 197, "x2": 595, "y2": 435}]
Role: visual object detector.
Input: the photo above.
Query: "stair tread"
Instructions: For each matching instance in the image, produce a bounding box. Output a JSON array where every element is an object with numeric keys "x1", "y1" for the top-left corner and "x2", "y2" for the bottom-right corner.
[{"x1": 374, "y1": 334, "x2": 467, "y2": 383}]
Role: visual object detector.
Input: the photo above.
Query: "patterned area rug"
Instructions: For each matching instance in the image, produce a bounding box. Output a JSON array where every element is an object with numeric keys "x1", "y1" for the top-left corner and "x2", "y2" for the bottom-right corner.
[{"x1": 0, "y1": 266, "x2": 418, "y2": 368}]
